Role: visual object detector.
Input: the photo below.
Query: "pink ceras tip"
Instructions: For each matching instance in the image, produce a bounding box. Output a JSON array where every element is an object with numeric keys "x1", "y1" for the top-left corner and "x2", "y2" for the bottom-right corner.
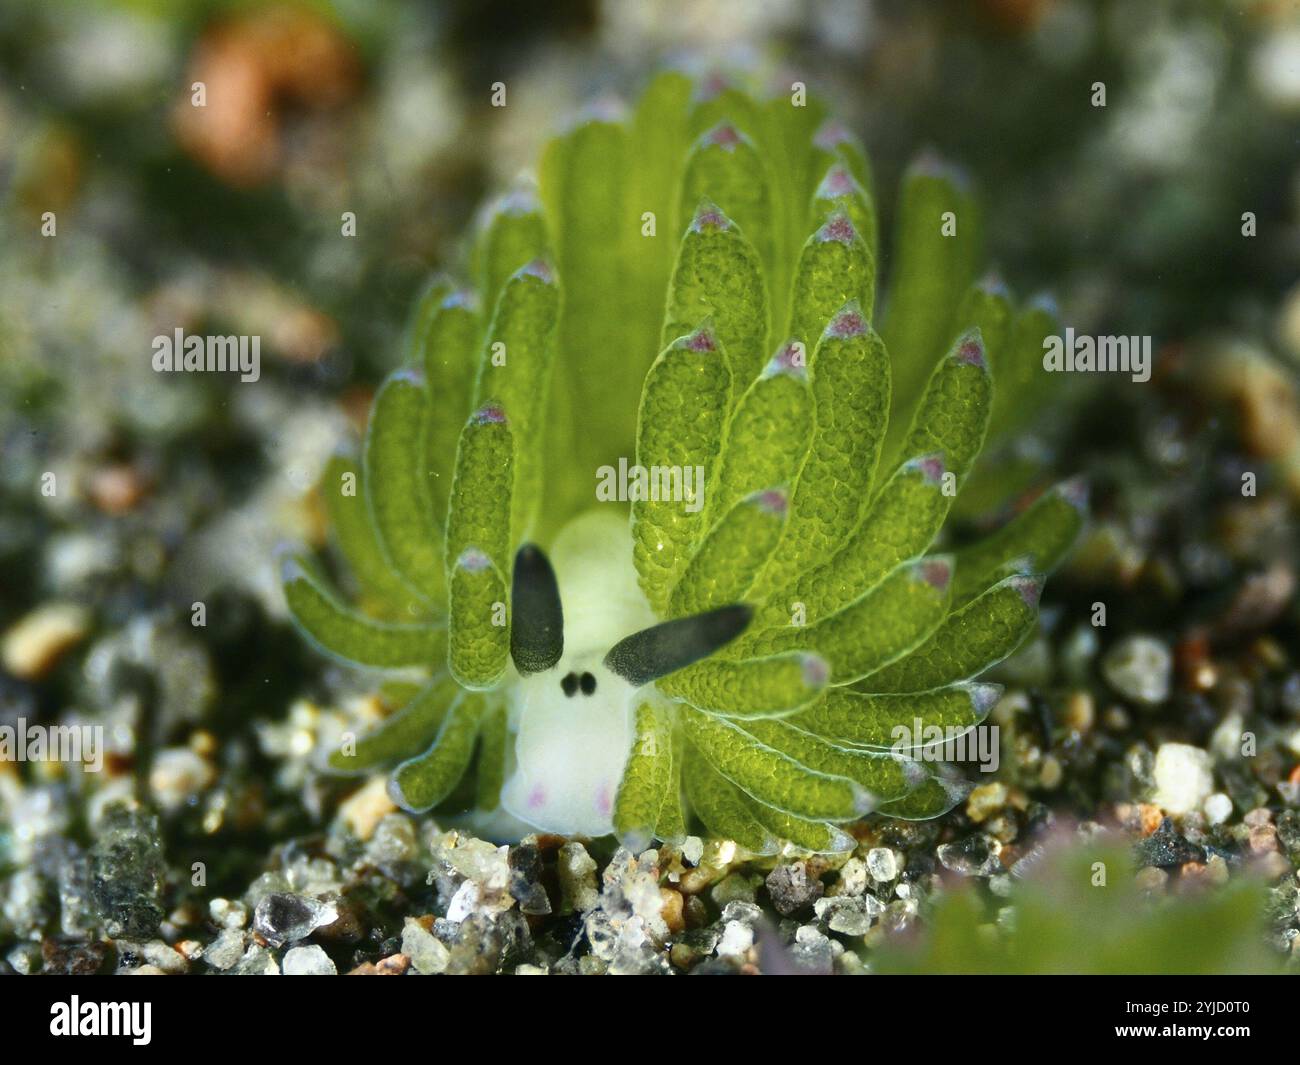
[
  {"x1": 705, "y1": 124, "x2": 742, "y2": 150},
  {"x1": 908, "y1": 454, "x2": 946, "y2": 485},
  {"x1": 766, "y1": 340, "x2": 807, "y2": 377},
  {"x1": 755, "y1": 489, "x2": 788, "y2": 516},
  {"x1": 918, "y1": 558, "x2": 952, "y2": 591},
  {"x1": 685, "y1": 328, "x2": 716, "y2": 353},
  {"x1": 818, "y1": 213, "x2": 857, "y2": 244},
  {"x1": 519, "y1": 258, "x2": 553, "y2": 283},
  {"x1": 473, "y1": 404, "x2": 507, "y2": 425},
  {"x1": 827, "y1": 305, "x2": 867, "y2": 339},
  {"x1": 802, "y1": 654, "x2": 830, "y2": 687},
  {"x1": 817, "y1": 165, "x2": 857, "y2": 199},
  {"x1": 814, "y1": 120, "x2": 851, "y2": 151},
  {"x1": 692, "y1": 204, "x2": 730, "y2": 232},
  {"x1": 956, "y1": 337, "x2": 986, "y2": 369},
  {"x1": 1011, "y1": 575, "x2": 1043, "y2": 608}
]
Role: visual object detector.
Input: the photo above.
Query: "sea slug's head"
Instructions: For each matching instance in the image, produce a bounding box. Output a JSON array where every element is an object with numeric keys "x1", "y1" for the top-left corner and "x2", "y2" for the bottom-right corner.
[{"x1": 500, "y1": 528, "x2": 751, "y2": 837}]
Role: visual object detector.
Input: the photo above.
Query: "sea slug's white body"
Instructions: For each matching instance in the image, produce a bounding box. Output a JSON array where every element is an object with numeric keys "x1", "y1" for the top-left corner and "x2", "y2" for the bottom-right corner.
[{"x1": 498, "y1": 510, "x2": 658, "y2": 838}]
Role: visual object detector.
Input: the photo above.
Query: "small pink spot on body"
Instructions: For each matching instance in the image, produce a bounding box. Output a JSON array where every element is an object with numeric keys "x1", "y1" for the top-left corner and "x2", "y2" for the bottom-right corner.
[
  {"x1": 817, "y1": 213, "x2": 857, "y2": 244},
  {"x1": 527, "y1": 784, "x2": 547, "y2": 810},
  {"x1": 826, "y1": 305, "x2": 866, "y2": 339},
  {"x1": 594, "y1": 783, "x2": 612, "y2": 817}
]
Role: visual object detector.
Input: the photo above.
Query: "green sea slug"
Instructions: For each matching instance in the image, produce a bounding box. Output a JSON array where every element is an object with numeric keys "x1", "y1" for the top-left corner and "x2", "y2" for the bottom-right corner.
[{"x1": 282, "y1": 72, "x2": 1086, "y2": 854}]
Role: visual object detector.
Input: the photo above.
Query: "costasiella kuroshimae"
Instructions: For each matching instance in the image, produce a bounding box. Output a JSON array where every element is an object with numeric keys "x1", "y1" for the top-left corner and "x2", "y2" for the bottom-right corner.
[{"x1": 281, "y1": 71, "x2": 1087, "y2": 855}]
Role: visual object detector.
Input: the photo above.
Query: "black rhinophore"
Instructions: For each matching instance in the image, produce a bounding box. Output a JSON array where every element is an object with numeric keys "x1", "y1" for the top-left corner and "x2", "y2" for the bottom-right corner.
[
  {"x1": 604, "y1": 604, "x2": 753, "y2": 687},
  {"x1": 510, "y1": 543, "x2": 565, "y2": 674}
]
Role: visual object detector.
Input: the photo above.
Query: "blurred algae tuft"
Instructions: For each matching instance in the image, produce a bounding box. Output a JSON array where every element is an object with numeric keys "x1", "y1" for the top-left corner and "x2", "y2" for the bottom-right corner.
[
  {"x1": 282, "y1": 72, "x2": 1086, "y2": 853},
  {"x1": 872, "y1": 840, "x2": 1280, "y2": 975}
]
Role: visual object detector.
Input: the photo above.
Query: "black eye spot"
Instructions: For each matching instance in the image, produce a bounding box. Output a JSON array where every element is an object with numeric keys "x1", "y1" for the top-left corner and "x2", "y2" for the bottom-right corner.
[
  {"x1": 580, "y1": 671, "x2": 596, "y2": 695},
  {"x1": 560, "y1": 673, "x2": 578, "y2": 697}
]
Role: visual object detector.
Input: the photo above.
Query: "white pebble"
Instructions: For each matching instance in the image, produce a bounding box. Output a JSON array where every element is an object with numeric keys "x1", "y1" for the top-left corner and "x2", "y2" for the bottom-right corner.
[
  {"x1": 681, "y1": 836, "x2": 705, "y2": 865},
  {"x1": 282, "y1": 945, "x2": 336, "y2": 976},
  {"x1": 1203, "y1": 792, "x2": 1233, "y2": 825},
  {"x1": 445, "y1": 880, "x2": 480, "y2": 922},
  {"x1": 1102, "y1": 635, "x2": 1172, "y2": 706},
  {"x1": 1152, "y1": 743, "x2": 1214, "y2": 815},
  {"x1": 795, "y1": 924, "x2": 827, "y2": 946},
  {"x1": 866, "y1": 847, "x2": 899, "y2": 882},
  {"x1": 836, "y1": 857, "x2": 868, "y2": 895},
  {"x1": 716, "y1": 920, "x2": 754, "y2": 958},
  {"x1": 402, "y1": 917, "x2": 450, "y2": 975}
]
